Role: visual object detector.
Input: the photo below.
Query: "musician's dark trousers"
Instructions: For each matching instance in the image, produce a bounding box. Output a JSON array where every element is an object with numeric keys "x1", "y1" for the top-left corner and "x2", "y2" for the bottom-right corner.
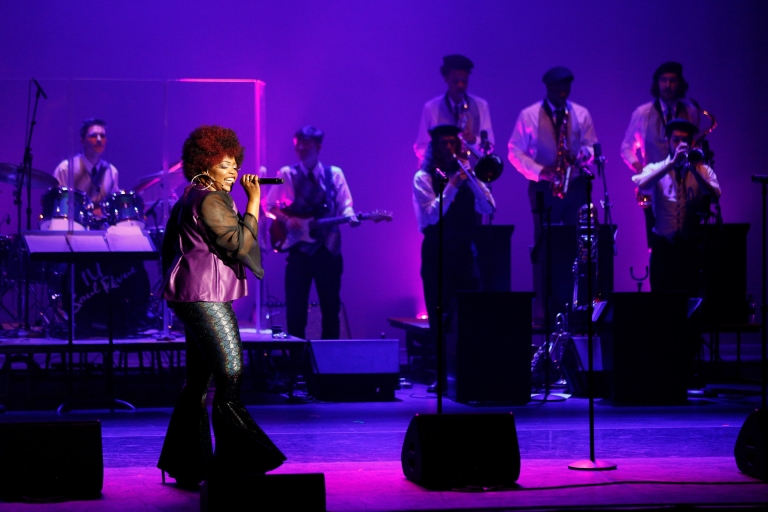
[
  {"x1": 285, "y1": 246, "x2": 343, "y2": 339},
  {"x1": 528, "y1": 177, "x2": 588, "y2": 324},
  {"x1": 158, "y1": 301, "x2": 285, "y2": 482}
]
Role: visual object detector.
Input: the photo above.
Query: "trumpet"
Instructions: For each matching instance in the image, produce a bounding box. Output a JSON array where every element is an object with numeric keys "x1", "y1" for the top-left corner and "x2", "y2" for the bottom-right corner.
[
  {"x1": 455, "y1": 101, "x2": 504, "y2": 183},
  {"x1": 451, "y1": 152, "x2": 496, "y2": 213}
]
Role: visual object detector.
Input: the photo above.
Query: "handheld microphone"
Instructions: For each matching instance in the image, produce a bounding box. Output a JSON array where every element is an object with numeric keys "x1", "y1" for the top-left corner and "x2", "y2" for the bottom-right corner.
[
  {"x1": 32, "y1": 78, "x2": 47, "y2": 99},
  {"x1": 434, "y1": 167, "x2": 449, "y2": 184},
  {"x1": 257, "y1": 178, "x2": 284, "y2": 185},
  {"x1": 593, "y1": 143, "x2": 603, "y2": 177}
]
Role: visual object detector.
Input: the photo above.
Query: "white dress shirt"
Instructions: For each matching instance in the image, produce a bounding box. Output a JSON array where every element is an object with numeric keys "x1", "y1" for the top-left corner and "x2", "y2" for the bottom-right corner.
[
  {"x1": 620, "y1": 100, "x2": 700, "y2": 169},
  {"x1": 265, "y1": 162, "x2": 355, "y2": 219},
  {"x1": 413, "y1": 93, "x2": 495, "y2": 163},
  {"x1": 53, "y1": 154, "x2": 119, "y2": 204},
  {"x1": 631, "y1": 155, "x2": 721, "y2": 239},
  {"x1": 412, "y1": 168, "x2": 495, "y2": 232},
  {"x1": 507, "y1": 100, "x2": 597, "y2": 182}
]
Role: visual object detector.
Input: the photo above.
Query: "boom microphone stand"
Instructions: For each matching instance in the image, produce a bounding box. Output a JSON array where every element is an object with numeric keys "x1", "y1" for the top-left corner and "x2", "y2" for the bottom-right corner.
[
  {"x1": 15, "y1": 79, "x2": 47, "y2": 330},
  {"x1": 434, "y1": 167, "x2": 449, "y2": 414},
  {"x1": 593, "y1": 144, "x2": 616, "y2": 256},
  {"x1": 568, "y1": 162, "x2": 616, "y2": 471}
]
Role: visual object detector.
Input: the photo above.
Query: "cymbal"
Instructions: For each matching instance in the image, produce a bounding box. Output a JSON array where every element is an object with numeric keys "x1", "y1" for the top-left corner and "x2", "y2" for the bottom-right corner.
[
  {"x1": 133, "y1": 161, "x2": 184, "y2": 193},
  {"x1": 0, "y1": 163, "x2": 58, "y2": 189}
]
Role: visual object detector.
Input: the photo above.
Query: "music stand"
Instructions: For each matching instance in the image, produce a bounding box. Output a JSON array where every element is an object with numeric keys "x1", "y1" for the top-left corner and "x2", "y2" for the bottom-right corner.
[{"x1": 23, "y1": 229, "x2": 158, "y2": 413}]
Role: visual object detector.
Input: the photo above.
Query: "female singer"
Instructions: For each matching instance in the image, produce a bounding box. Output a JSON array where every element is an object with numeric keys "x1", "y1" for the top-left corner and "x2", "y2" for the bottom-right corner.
[{"x1": 158, "y1": 125, "x2": 286, "y2": 487}]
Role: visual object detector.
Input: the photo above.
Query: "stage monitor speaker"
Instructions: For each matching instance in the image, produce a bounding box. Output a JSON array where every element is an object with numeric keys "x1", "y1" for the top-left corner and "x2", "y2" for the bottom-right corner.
[
  {"x1": 735, "y1": 409, "x2": 768, "y2": 481},
  {"x1": 446, "y1": 292, "x2": 533, "y2": 404},
  {"x1": 606, "y1": 293, "x2": 690, "y2": 405},
  {"x1": 308, "y1": 339, "x2": 399, "y2": 401},
  {"x1": 401, "y1": 413, "x2": 521, "y2": 489},
  {"x1": 201, "y1": 473, "x2": 326, "y2": 511},
  {"x1": 0, "y1": 420, "x2": 103, "y2": 500}
]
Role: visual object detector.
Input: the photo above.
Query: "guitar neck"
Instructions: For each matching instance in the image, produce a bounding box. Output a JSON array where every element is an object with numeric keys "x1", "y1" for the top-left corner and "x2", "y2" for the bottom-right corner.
[{"x1": 311, "y1": 215, "x2": 360, "y2": 228}]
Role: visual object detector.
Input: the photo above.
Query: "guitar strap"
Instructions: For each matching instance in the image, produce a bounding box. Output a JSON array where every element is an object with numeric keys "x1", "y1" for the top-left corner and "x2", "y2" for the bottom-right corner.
[{"x1": 322, "y1": 163, "x2": 337, "y2": 215}]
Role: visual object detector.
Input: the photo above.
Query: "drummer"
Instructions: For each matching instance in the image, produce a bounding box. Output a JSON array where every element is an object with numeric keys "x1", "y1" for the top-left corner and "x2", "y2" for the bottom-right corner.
[{"x1": 53, "y1": 118, "x2": 119, "y2": 209}]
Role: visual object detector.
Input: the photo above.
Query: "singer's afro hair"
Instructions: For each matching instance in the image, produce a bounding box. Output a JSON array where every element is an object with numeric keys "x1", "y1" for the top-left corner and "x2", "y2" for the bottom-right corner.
[{"x1": 182, "y1": 125, "x2": 245, "y2": 181}]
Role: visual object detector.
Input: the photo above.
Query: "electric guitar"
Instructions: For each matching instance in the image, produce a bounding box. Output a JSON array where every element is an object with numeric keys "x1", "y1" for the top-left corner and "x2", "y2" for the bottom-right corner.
[{"x1": 269, "y1": 210, "x2": 393, "y2": 252}]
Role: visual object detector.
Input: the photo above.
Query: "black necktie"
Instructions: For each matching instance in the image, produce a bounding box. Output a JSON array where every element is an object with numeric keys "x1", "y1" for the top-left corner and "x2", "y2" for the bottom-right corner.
[{"x1": 555, "y1": 108, "x2": 565, "y2": 129}]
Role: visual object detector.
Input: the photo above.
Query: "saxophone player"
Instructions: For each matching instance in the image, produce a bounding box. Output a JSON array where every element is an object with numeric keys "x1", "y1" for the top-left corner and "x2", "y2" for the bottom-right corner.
[
  {"x1": 507, "y1": 67, "x2": 597, "y2": 325},
  {"x1": 621, "y1": 62, "x2": 701, "y2": 248},
  {"x1": 413, "y1": 55, "x2": 495, "y2": 165}
]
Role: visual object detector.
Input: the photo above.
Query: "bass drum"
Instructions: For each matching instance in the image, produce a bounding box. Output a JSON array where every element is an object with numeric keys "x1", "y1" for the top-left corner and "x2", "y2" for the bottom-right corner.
[
  {"x1": 40, "y1": 187, "x2": 91, "y2": 231},
  {"x1": 103, "y1": 190, "x2": 145, "y2": 228},
  {"x1": 62, "y1": 259, "x2": 150, "y2": 337}
]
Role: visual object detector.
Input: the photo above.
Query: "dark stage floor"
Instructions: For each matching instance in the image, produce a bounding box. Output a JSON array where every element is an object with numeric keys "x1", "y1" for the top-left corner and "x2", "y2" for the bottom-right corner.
[{"x1": 0, "y1": 382, "x2": 767, "y2": 511}]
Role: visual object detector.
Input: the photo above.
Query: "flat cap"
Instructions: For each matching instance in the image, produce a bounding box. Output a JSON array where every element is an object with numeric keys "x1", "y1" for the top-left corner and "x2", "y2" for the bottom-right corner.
[{"x1": 542, "y1": 66, "x2": 574, "y2": 85}]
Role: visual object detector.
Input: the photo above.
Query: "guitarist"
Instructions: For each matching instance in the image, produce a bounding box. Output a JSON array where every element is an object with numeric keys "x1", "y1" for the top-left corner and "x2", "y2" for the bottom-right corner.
[{"x1": 266, "y1": 126, "x2": 359, "y2": 340}]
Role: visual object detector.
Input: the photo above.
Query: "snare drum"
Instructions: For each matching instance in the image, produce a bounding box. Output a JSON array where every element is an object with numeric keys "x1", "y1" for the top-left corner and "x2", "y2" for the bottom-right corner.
[
  {"x1": 40, "y1": 187, "x2": 91, "y2": 231},
  {"x1": 103, "y1": 190, "x2": 145, "y2": 228}
]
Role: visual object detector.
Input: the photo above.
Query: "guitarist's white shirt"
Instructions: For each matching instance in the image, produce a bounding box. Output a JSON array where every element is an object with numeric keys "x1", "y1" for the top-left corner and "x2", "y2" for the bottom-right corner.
[{"x1": 265, "y1": 161, "x2": 355, "y2": 220}]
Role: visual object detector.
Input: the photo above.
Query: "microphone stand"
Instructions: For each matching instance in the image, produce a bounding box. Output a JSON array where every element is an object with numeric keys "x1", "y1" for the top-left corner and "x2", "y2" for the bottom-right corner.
[
  {"x1": 15, "y1": 79, "x2": 46, "y2": 331},
  {"x1": 594, "y1": 143, "x2": 616, "y2": 256},
  {"x1": 569, "y1": 164, "x2": 616, "y2": 471},
  {"x1": 434, "y1": 167, "x2": 449, "y2": 414},
  {"x1": 751, "y1": 175, "x2": 767, "y2": 410}
]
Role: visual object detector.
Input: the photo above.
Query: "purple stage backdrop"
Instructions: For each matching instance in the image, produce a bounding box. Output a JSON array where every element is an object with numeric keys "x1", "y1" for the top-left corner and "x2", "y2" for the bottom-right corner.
[{"x1": 0, "y1": 1, "x2": 765, "y2": 340}]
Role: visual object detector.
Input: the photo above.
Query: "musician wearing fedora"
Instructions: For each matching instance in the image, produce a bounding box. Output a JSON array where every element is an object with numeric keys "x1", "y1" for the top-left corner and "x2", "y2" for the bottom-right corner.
[
  {"x1": 507, "y1": 66, "x2": 597, "y2": 324},
  {"x1": 413, "y1": 54, "x2": 495, "y2": 164},
  {"x1": 621, "y1": 62, "x2": 701, "y2": 247},
  {"x1": 413, "y1": 124, "x2": 495, "y2": 389},
  {"x1": 53, "y1": 118, "x2": 119, "y2": 206},
  {"x1": 631, "y1": 119, "x2": 720, "y2": 295},
  {"x1": 265, "y1": 126, "x2": 359, "y2": 340}
]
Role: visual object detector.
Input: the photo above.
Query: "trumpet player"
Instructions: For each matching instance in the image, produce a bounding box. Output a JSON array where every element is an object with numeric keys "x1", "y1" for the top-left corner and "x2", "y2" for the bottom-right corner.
[
  {"x1": 413, "y1": 124, "x2": 495, "y2": 391},
  {"x1": 631, "y1": 119, "x2": 720, "y2": 295},
  {"x1": 621, "y1": 62, "x2": 700, "y2": 246},
  {"x1": 507, "y1": 67, "x2": 597, "y2": 325},
  {"x1": 413, "y1": 54, "x2": 495, "y2": 164}
]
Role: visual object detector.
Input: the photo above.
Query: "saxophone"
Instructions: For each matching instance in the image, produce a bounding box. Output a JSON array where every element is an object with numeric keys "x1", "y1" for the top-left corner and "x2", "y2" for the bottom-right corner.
[{"x1": 551, "y1": 107, "x2": 571, "y2": 199}]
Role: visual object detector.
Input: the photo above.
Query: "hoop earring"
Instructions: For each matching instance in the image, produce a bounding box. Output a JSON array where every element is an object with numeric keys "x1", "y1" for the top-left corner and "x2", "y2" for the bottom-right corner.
[{"x1": 191, "y1": 173, "x2": 213, "y2": 189}]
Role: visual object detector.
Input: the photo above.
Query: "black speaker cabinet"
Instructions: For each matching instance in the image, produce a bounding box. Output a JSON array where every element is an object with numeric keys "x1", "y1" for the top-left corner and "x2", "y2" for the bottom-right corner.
[
  {"x1": 445, "y1": 292, "x2": 533, "y2": 404},
  {"x1": 401, "y1": 413, "x2": 521, "y2": 489},
  {"x1": 735, "y1": 409, "x2": 768, "y2": 480},
  {"x1": 201, "y1": 473, "x2": 326, "y2": 511},
  {"x1": 604, "y1": 293, "x2": 690, "y2": 405},
  {"x1": 308, "y1": 339, "x2": 399, "y2": 401},
  {"x1": 0, "y1": 420, "x2": 103, "y2": 500}
]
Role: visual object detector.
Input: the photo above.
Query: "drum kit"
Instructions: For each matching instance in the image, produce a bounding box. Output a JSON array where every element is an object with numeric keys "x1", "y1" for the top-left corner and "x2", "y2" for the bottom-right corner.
[{"x1": 0, "y1": 161, "x2": 184, "y2": 337}]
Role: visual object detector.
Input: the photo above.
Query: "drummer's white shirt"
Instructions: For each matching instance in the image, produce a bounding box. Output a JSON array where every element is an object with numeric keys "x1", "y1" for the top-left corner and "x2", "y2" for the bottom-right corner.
[{"x1": 53, "y1": 154, "x2": 119, "y2": 204}]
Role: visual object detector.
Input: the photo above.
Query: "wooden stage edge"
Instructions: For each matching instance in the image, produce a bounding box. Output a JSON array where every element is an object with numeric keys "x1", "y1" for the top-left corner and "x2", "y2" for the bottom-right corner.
[{"x1": 0, "y1": 328, "x2": 306, "y2": 355}]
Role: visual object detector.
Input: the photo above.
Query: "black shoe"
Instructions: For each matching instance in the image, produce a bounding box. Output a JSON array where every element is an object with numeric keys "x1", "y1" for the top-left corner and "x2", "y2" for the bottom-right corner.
[
  {"x1": 426, "y1": 381, "x2": 437, "y2": 393},
  {"x1": 161, "y1": 469, "x2": 202, "y2": 490}
]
